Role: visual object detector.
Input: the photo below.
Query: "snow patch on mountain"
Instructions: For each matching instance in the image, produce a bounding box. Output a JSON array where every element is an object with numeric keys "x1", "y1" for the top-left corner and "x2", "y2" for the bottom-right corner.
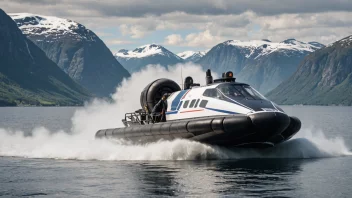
[
  {"x1": 338, "y1": 35, "x2": 352, "y2": 47},
  {"x1": 9, "y1": 13, "x2": 96, "y2": 41},
  {"x1": 177, "y1": 51, "x2": 206, "y2": 60},
  {"x1": 223, "y1": 39, "x2": 323, "y2": 59},
  {"x1": 115, "y1": 44, "x2": 182, "y2": 59}
]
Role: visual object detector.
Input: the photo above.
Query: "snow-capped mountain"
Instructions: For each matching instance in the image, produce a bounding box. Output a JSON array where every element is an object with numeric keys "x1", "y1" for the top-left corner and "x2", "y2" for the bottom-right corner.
[
  {"x1": 336, "y1": 35, "x2": 352, "y2": 46},
  {"x1": 197, "y1": 39, "x2": 325, "y2": 94},
  {"x1": 177, "y1": 51, "x2": 207, "y2": 62},
  {"x1": 0, "y1": 9, "x2": 90, "y2": 106},
  {"x1": 308, "y1": 42, "x2": 326, "y2": 49},
  {"x1": 115, "y1": 44, "x2": 184, "y2": 73},
  {"x1": 267, "y1": 35, "x2": 352, "y2": 105},
  {"x1": 10, "y1": 13, "x2": 130, "y2": 97},
  {"x1": 222, "y1": 39, "x2": 321, "y2": 59},
  {"x1": 10, "y1": 13, "x2": 97, "y2": 42}
]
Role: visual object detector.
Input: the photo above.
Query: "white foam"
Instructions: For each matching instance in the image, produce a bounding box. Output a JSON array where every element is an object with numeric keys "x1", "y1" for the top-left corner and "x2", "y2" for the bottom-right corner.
[{"x1": 0, "y1": 64, "x2": 350, "y2": 161}]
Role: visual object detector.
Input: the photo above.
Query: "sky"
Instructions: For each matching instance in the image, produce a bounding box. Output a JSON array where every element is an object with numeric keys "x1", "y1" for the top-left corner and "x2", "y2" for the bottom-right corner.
[{"x1": 1, "y1": 0, "x2": 352, "y2": 54}]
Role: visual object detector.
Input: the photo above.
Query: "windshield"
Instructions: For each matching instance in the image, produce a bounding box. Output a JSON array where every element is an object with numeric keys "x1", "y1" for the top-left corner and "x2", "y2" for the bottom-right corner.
[{"x1": 217, "y1": 84, "x2": 267, "y2": 100}]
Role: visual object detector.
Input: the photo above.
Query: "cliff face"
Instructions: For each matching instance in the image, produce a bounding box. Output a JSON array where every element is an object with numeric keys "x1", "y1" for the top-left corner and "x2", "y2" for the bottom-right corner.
[
  {"x1": 0, "y1": 9, "x2": 91, "y2": 106},
  {"x1": 267, "y1": 35, "x2": 352, "y2": 105},
  {"x1": 11, "y1": 13, "x2": 130, "y2": 97},
  {"x1": 197, "y1": 39, "x2": 324, "y2": 94}
]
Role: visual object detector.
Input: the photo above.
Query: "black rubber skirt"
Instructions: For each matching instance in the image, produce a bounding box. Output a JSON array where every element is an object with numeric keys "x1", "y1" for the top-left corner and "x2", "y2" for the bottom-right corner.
[{"x1": 95, "y1": 112, "x2": 301, "y2": 148}]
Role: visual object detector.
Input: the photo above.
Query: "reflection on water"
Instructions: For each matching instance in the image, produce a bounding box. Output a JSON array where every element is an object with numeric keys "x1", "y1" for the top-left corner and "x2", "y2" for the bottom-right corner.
[
  {"x1": 130, "y1": 159, "x2": 306, "y2": 197},
  {"x1": 1, "y1": 154, "x2": 352, "y2": 197}
]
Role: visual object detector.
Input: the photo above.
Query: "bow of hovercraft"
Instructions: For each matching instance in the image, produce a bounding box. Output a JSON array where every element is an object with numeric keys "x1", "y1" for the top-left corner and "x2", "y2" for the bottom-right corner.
[{"x1": 95, "y1": 70, "x2": 301, "y2": 148}]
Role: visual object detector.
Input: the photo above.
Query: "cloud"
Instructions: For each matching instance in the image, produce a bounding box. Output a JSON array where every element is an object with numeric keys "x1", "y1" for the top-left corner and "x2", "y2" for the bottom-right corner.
[
  {"x1": 119, "y1": 24, "x2": 146, "y2": 39},
  {"x1": 164, "y1": 34, "x2": 183, "y2": 45},
  {"x1": 1, "y1": 0, "x2": 352, "y2": 46},
  {"x1": 164, "y1": 30, "x2": 224, "y2": 48},
  {"x1": 185, "y1": 30, "x2": 223, "y2": 47},
  {"x1": 10, "y1": 0, "x2": 64, "y2": 5},
  {"x1": 4, "y1": 0, "x2": 352, "y2": 17},
  {"x1": 119, "y1": 21, "x2": 158, "y2": 39},
  {"x1": 108, "y1": 39, "x2": 135, "y2": 45}
]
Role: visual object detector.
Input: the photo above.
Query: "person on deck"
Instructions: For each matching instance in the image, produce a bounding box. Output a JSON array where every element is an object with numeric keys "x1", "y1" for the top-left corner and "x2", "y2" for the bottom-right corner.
[{"x1": 151, "y1": 93, "x2": 169, "y2": 122}]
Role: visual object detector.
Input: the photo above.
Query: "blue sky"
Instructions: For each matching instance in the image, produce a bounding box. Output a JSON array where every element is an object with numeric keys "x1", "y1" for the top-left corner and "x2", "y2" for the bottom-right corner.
[{"x1": 1, "y1": 0, "x2": 352, "y2": 54}]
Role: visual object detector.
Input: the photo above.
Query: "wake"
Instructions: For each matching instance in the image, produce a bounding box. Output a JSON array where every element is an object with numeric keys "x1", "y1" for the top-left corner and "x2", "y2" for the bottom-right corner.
[
  {"x1": 0, "y1": 64, "x2": 350, "y2": 161},
  {"x1": 0, "y1": 127, "x2": 350, "y2": 161}
]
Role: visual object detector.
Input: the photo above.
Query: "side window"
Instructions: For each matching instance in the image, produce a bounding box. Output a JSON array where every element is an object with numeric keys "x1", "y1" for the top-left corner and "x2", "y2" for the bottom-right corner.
[
  {"x1": 189, "y1": 99, "x2": 196, "y2": 108},
  {"x1": 194, "y1": 99, "x2": 200, "y2": 108},
  {"x1": 234, "y1": 85, "x2": 255, "y2": 100},
  {"x1": 183, "y1": 100, "x2": 190, "y2": 108},
  {"x1": 203, "y1": 88, "x2": 217, "y2": 97},
  {"x1": 199, "y1": 100, "x2": 208, "y2": 108},
  {"x1": 176, "y1": 101, "x2": 183, "y2": 110},
  {"x1": 218, "y1": 86, "x2": 243, "y2": 98},
  {"x1": 203, "y1": 88, "x2": 223, "y2": 99}
]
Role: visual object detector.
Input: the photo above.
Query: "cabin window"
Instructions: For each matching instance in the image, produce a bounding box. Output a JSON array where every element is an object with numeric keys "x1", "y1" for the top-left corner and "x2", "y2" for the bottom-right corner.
[
  {"x1": 189, "y1": 99, "x2": 196, "y2": 108},
  {"x1": 183, "y1": 100, "x2": 190, "y2": 108},
  {"x1": 199, "y1": 100, "x2": 208, "y2": 108},
  {"x1": 194, "y1": 99, "x2": 200, "y2": 108},
  {"x1": 242, "y1": 85, "x2": 267, "y2": 100},
  {"x1": 177, "y1": 101, "x2": 183, "y2": 110},
  {"x1": 216, "y1": 84, "x2": 267, "y2": 100},
  {"x1": 203, "y1": 88, "x2": 223, "y2": 99},
  {"x1": 218, "y1": 85, "x2": 244, "y2": 99}
]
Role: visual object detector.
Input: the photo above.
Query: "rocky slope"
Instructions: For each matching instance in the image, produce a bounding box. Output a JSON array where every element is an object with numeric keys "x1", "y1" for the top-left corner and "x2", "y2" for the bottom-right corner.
[
  {"x1": 197, "y1": 39, "x2": 324, "y2": 94},
  {"x1": 115, "y1": 44, "x2": 184, "y2": 73},
  {"x1": 10, "y1": 13, "x2": 130, "y2": 97},
  {"x1": 267, "y1": 35, "x2": 352, "y2": 105},
  {"x1": 0, "y1": 9, "x2": 91, "y2": 106},
  {"x1": 177, "y1": 51, "x2": 206, "y2": 62}
]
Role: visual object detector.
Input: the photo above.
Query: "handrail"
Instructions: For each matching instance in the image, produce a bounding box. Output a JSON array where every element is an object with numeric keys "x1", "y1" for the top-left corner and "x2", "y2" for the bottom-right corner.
[{"x1": 123, "y1": 110, "x2": 156, "y2": 126}]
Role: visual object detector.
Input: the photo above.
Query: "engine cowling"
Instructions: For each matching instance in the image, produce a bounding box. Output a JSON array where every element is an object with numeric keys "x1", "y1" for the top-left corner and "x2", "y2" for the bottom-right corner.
[{"x1": 140, "y1": 78, "x2": 181, "y2": 112}]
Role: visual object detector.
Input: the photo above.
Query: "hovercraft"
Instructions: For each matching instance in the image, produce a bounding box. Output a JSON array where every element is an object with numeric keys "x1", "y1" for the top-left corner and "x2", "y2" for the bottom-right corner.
[{"x1": 95, "y1": 70, "x2": 301, "y2": 148}]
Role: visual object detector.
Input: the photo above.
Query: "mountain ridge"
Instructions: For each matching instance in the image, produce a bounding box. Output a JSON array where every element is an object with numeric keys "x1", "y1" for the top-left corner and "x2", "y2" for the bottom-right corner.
[
  {"x1": 266, "y1": 35, "x2": 352, "y2": 105},
  {"x1": 10, "y1": 13, "x2": 130, "y2": 97},
  {"x1": 0, "y1": 9, "x2": 91, "y2": 106},
  {"x1": 197, "y1": 38, "x2": 325, "y2": 94},
  {"x1": 115, "y1": 44, "x2": 183, "y2": 73},
  {"x1": 177, "y1": 51, "x2": 207, "y2": 62}
]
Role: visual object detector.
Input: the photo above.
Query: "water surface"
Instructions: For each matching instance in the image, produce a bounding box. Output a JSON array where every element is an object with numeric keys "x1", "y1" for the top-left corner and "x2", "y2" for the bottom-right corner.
[{"x1": 0, "y1": 106, "x2": 351, "y2": 197}]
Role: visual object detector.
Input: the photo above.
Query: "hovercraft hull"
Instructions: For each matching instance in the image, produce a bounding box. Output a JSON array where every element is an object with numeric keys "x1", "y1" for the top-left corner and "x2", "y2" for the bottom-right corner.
[{"x1": 95, "y1": 112, "x2": 301, "y2": 148}]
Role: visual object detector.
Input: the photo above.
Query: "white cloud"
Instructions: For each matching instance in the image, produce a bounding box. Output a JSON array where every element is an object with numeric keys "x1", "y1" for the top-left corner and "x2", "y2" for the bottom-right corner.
[
  {"x1": 164, "y1": 30, "x2": 224, "y2": 48},
  {"x1": 164, "y1": 34, "x2": 183, "y2": 45},
  {"x1": 7, "y1": 0, "x2": 352, "y2": 17},
  {"x1": 108, "y1": 39, "x2": 135, "y2": 45},
  {"x1": 119, "y1": 24, "x2": 148, "y2": 39},
  {"x1": 185, "y1": 30, "x2": 223, "y2": 47},
  {"x1": 2, "y1": 0, "x2": 352, "y2": 47}
]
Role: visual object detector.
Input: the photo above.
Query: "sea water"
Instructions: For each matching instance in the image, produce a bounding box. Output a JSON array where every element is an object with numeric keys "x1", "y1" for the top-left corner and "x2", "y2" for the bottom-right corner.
[
  {"x1": 0, "y1": 65, "x2": 351, "y2": 197},
  {"x1": 0, "y1": 106, "x2": 351, "y2": 197}
]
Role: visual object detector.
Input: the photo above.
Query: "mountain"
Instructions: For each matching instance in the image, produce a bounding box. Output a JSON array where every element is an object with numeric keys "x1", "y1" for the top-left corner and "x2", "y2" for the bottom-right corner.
[
  {"x1": 197, "y1": 39, "x2": 324, "y2": 94},
  {"x1": 177, "y1": 51, "x2": 206, "y2": 62},
  {"x1": 115, "y1": 44, "x2": 184, "y2": 73},
  {"x1": 266, "y1": 35, "x2": 352, "y2": 106},
  {"x1": 0, "y1": 9, "x2": 91, "y2": 106},
  {"x1": 10, "y1": 13, "x2": 130, "y2": 97}
]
